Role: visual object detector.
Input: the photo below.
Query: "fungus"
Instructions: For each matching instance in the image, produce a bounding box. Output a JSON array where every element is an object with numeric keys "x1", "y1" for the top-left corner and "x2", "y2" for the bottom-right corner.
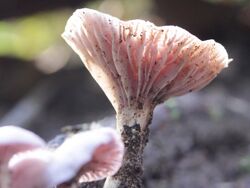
[
  {"x1": 62, "y1": 8, "x2": 231, "y2": 188},
  {"x1": 0, "y1": 126, "x2": 45, "y2": 188},
  {"x1": 8, "y1": 149, "x2": 53, "y2": 188},
  {"x1": 5, "y1": 127, "x2": 123, "y2": 188},
  {"x1": 49, "y1": 127, "x2": 124, "y2": 185}
]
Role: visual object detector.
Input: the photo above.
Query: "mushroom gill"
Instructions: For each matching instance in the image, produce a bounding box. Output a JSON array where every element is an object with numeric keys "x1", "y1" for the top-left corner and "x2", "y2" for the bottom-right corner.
[{"x1": 62, "y1": 8, "x2": 230, "y2": 114}]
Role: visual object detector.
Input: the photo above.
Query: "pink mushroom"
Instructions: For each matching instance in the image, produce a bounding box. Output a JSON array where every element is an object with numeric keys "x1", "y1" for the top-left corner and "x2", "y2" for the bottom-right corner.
[
  {"x1": 49, "y1": 127, "x2": 124, "y2": 185},
  {"x1": 0, "y1": 126, "x2": 45, "y2": 163},
  {"x1": 7, "y1": 127, "x2": 124, "y2": 188},
  {"x1": 0, "y1": 126, "x2": 45, "y2": 188},
  {"x1": 62, "y1": 8, "x2": 231, "y2": 188},
  {"x1": 8, "y1": 149, "x2": 53, "y2": 188}
]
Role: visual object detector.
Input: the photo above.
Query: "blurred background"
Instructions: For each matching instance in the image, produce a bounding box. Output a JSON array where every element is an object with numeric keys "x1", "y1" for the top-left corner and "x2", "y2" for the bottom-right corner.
[{"x1": 0, "y1": 0, "x2": 250, "y2": 187}]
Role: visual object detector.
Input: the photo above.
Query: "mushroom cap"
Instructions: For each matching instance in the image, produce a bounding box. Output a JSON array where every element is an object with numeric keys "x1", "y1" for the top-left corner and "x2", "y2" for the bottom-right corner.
[
  {"x1": 62, "y1": 8, "x2": 231, "y2": 112},
  {"x1": 49, "y1": 127, "x2": 124, "y2": 184},
  {"x1": 0, "y1": 126, "x2": 45, "y2": 188},
  {"x1": 8, "y1": 150, "x2": 53, "y2": 188},
  {"x1": 7, "y1": 128, "x2": 124, "y2": 187},
  {"x1": 0, "y1": 126, "x2": 45, "y2": 164}
]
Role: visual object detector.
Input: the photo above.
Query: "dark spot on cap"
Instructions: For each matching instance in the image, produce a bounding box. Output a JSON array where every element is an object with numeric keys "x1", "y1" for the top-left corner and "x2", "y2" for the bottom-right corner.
[{"x1": 138, "y1": 102, "x2": 143, "y2": 110}]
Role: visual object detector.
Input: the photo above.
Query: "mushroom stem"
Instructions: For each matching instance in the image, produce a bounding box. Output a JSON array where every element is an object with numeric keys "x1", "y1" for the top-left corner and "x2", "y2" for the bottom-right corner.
[{"x1": 104, "y1": 104, "x2": 153, "y2": 188}]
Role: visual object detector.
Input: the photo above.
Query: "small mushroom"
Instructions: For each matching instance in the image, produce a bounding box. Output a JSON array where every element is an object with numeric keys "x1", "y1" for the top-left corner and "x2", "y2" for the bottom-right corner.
[
  {"x1": 7, "y1": 127, "x2": 124, "y2": 188},
  {"x1": 62, "y1": 8, "x2": 231, "y2": 188},
  {"x1": 0, "y1": 126, "x2": 45, "y2": 163},
  {"x1": 50, "y1": 127, "x2": 124, "y2": 186},
  {"x1": 0, "y1": 126, "x2": 45, "y2": 188},
  {"x1": 8, "y1": 149, "x2": 53, "y2": 188}
]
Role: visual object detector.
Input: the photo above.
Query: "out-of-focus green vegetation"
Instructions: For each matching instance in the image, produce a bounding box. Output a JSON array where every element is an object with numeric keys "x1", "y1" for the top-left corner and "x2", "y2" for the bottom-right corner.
[
  {"x1": 86, "y1": 0, "x2": 153, "y2": 19},
  {"x1": 0, "y1": 10, "x2": 71, "y2": 60},
  {"x1": 0, "y1": 0, "x2": 153, "y2": 61},
  {"x1": 164, "y1": 99, "x2": 181, "y2": 120},
  {"x1": 240, "y1": 156, "x2": 250, "y2": 173}
]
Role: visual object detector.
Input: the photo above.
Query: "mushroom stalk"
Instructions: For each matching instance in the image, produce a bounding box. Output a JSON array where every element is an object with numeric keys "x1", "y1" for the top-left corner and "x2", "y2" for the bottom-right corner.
[{"x1": 104, "y1": 104, "x2": 153, "y2": 188}]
